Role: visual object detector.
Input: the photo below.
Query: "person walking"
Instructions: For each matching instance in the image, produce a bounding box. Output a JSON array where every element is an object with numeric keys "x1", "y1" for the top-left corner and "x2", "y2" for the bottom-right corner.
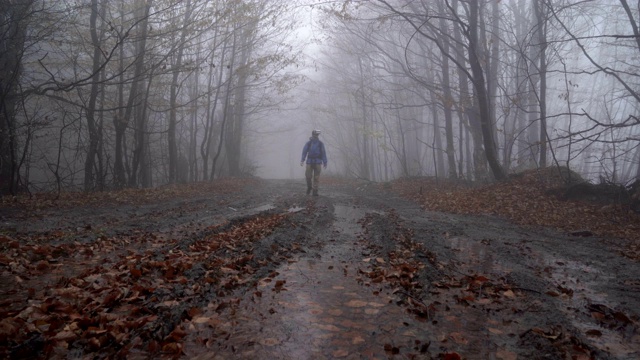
[{"x1": 300, "y1": 129, "x2": 327, "y2": 196}]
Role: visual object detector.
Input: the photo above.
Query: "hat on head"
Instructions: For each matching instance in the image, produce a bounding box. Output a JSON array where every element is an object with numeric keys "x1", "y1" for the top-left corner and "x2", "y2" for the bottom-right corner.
[{"x1": 312, "y1": 129, "x2": 321, "y2": 137}]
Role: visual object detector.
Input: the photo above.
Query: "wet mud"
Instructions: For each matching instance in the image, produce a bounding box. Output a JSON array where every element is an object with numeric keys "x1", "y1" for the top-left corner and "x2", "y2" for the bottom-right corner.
[
  {"x1": 1, "y1": 179, "x2": 639, "y2": 359},
  {"x1": 183, "y1": 204, "x2": 433, "y2": 359}
]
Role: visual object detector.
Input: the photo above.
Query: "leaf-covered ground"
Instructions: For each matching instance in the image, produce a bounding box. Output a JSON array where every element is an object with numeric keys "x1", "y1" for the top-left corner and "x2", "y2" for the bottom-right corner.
[
  {"x1": 0, "y1": 175, "x2": 638, "y2": 359},
  {"x1": 389, "y1": 168, "x2": 640, "y2": 254},
  {"x1": 1, "y1": 179, "x2": 256, "y2": 211},
  {"x1": 0, "y1": 178, "x2": 295, "y2": 359}
]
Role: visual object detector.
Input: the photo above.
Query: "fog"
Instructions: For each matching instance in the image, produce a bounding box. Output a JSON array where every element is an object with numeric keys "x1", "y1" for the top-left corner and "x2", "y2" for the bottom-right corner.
[
  {"x1": 250, "y1": 6, "x2": 329, "y2": 180},
  {"x1": 1, "y1": 0, "x2": 639, "y2": 193}
]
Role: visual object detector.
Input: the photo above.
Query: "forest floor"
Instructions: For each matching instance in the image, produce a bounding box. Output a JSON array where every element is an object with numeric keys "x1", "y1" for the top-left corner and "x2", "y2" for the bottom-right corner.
[{"x1": 1, "y1": 170, "x2": 639, "y2": 359}]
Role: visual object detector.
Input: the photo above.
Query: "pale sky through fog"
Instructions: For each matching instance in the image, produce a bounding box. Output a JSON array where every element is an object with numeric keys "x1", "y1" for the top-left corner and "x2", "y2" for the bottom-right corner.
[{"x1": 253, "y1": 2, "x2": 326, "y2": 180}]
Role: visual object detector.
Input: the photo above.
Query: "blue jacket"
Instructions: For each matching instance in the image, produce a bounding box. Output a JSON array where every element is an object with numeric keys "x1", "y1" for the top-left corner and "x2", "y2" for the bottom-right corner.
[{"x1": 301, "y1": 137, "x2": 327, "y2": 165}]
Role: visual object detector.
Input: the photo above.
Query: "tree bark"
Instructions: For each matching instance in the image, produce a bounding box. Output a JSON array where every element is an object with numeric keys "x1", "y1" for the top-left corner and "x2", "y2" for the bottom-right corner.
[
  {"x1": 211, "y1": 26, "x2": 238, "y2": 181},
  {"x1": 114, "y1": 0, "x2": 151, "y2": 188},
  {"x1": 358, "y1": 57, "x2": 371, "y2": 180},
  {"x1": 168, "y1": 0, "x2": 192, "y2": 183},
  {"x1": 84, "y1": 0, "x2": 106, "y2": 191},
  {"x1": 468, "y1": 0, "x2": 506, "y2": 180},
  {"x1": 0, "y1": 1, "x2": 33, "y2": 194},
  {"x1": 200, "y1": 27, "x2": 226, "y2": 179},
  {"x1": 113, "y1": 0, "x2": 127, "y2": 188},
  {"x1": 534, "y1": 0, "x2": 548, "y2": 168},
  {"x1": 488, "y1": 0, "x2": 502, "y2": 168},
  {"x1": 451, "y1": 0, "x2": 487, "y2": 180},
  {"x1": 437, "y1": 1, "x2": 457, "y2": 179},
  {"x1": 123, "y1": 0, "x2": 151, "y2": 187}
]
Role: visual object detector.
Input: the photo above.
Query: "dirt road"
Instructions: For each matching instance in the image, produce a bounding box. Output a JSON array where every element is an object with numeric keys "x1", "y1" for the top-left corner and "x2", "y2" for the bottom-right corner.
[{"x1": 1, "y1": 179, "x2": 638, "y2": 359}]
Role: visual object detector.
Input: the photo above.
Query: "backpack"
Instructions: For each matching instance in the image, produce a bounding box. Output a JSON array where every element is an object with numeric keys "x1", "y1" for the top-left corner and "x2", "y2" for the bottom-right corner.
[{"x1": 308, "y1": 140, "x2": 322, "y2": 159}]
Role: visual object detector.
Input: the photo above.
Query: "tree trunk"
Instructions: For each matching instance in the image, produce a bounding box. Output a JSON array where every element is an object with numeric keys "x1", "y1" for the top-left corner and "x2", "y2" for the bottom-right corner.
[
  {"x1": 84, "y1": 0, "x2": 106, "y2": 191},
  {"x1": 428, "y1": 81, "x2": 445, "y2": 177},
  {"x1": 131, "y1": 73, "x2": 154, "y2": 188},
  {"x1": 113, "y1": 0, "x2": 127, "y2": 188},
  {"x1": 114, "y1": 0, "x2": 150, "y2": 188},
  {"x1": 0, "y1": 1, "x2": 33, "y2": 194},
  {"x1": 225, "y1": 18, "x2": 256, "y2": 177},
  {"x1": 635, "y1": 145, "x2": 640, "y2": 180},
  {"x1": 189, "y1": 49, "x2": 200, "y2": 182},
  {"x1": 488, "y1": 0, "x2": 502, "y2": 169},
  {"x1": 168, "y1": 0, "x2": 192, "y2": 183},
  {"x1": 468, "y1": 0, "x2": 506, "y2": 180},
  {"x1": 451, "y1": 0, "x2": 487, "y2": 180},
  {"x1": 358, "y1": 57, "x2": 371, "y2": 180},
  {"x1": 395, "y1": 100, "x2": 409, "y2": 177},
  {"x1": 124, "y1": 0, "x2": 151, "y2": 187},
  {"x1": 436, "y1": 3, "x2": 457, "y2": 179},
  {"x1": 211, "y1": 27, "x2": 238, "y2": 181},
  {"x1": 534, "y1": 0, "x2": 548, "y2": 168},
  {"x1": 201, "y1": 30, "x2": 227, "y2": 180}
]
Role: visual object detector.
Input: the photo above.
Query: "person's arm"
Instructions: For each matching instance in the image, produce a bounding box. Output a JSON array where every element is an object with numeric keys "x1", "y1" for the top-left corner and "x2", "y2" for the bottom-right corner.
[
  {"x1": 321, "y1": 142, "x2": 328, "y2": 168},
  {"x1": 300, "y1": 142, "x2": 309, "y2": 166}
]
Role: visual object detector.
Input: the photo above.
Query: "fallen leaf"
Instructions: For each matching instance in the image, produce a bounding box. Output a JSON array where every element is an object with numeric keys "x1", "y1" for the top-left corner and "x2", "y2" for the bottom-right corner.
[
  {"x1": 449, "y1": 332, "x2": 468, "y2": 345},
  {"x1": 613, "y1": 311, "x2": 632, "y2": 324},
  {"x1": 259, "y1": 338, "x2": 280, "y2": 346},
  {"x1": 496, "y1": 348, "x2": 517, "y2": 360},
  {"x1": 585, "y1": 329, "x2": 602, "y2": 337},
  {"x1": 345, "y1": 299, "x2": 368, "y2": 307},
  {"x1": 442, "y1": 352, "x2": 461, "y2": 360},
  {"x1": 88, "y1": 337, "x2": 104, "y2": 350},
  {"x1": 332, "y1": 349, "x2": 349, "y2": 357},
  {"x1": 162, "y1": 342, "x2": 182, "y2": 354},
  {"x1": 383, "y1": 343, "x2": 400, "y2": 354},
  {"x1": 317, "y1": 324, "x2": 340, "y2": 332},
  {"x1": 368, "y1": 302, "x2": 385, "y2": 307},
  {"x1": 192, "y1": 317, "x2": 211, "y2": 324},
  {"x1": 0, "y1": 319, "x2": 18, "y2": 341},
  {"x1": 53, "y1": 330, "x2": 77, "y2": 341},
  {"x1": 572, "y1": 354, "x2": 591, "y2": 360}
]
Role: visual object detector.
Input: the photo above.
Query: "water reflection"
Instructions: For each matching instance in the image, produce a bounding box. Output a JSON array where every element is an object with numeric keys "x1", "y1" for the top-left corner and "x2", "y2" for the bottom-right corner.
[{"x1": 184, "y1": 203, "x2": 433, "y2": 359}]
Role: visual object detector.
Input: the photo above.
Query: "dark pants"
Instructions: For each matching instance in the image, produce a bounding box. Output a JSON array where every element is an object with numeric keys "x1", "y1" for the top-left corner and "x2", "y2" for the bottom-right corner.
[{"x1": 305, "y1": 163, "x2": 322, "y2": 192}]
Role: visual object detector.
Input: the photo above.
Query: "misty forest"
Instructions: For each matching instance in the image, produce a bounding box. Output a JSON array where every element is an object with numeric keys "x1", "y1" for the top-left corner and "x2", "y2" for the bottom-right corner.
[
  {"x1": 2, "y1": 0, "x2": 639, "y2": 193},
  {"x1": 2, "y1": 0, "x2": 640, "y2": 359}
]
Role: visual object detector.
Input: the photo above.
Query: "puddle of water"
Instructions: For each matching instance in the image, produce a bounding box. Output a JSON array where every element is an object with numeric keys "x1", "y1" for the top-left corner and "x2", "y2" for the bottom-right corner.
[
  {"x1": 414, "y1": 237, "x2": 519, "y2": 358},
  {"x1": 249, "y1": 257, "x2": 431, "y2": 358},
  {"x1": 447, "y1": 236, "x2": 640, "y2": 357},
  {"x1": 537, "y1": 254, "x2": 640, "y2": 358},
  {"x1": 543, "y1": 256, "x2": 610, "y2": 304},
  {"x1": 448, "y1": 236, "x2": 512, "y2": 277},
  {"x1": 333, "y1": 205, "x2": 364, "y2": 234},
  {"x1": 250, "y1": 204, "x2": 276, "y2": 212},
  {"x1": 183, "y1": 203, "x2": 436, "y2": 359},
  {"x1": 444, "y1": 237, "x2": 639, "y2": 358}
]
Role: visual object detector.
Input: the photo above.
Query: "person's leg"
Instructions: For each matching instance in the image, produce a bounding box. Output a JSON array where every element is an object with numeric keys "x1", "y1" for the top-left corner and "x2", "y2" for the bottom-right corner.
[
  {"x1": 305, "y1": 164, "x2": 312, "y2": 195},
  {"x1": 312, "y1": 163, "x2": 322, "y2": 195}
]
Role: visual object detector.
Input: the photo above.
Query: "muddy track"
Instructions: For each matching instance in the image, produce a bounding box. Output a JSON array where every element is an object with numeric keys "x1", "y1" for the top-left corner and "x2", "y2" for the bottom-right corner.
[
  {"x1": 342, "y1": 186, "x2": 639, "y2": 360},
  {"x1": 1, "y1": 179, "x2": 638, "y2": 359}
]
